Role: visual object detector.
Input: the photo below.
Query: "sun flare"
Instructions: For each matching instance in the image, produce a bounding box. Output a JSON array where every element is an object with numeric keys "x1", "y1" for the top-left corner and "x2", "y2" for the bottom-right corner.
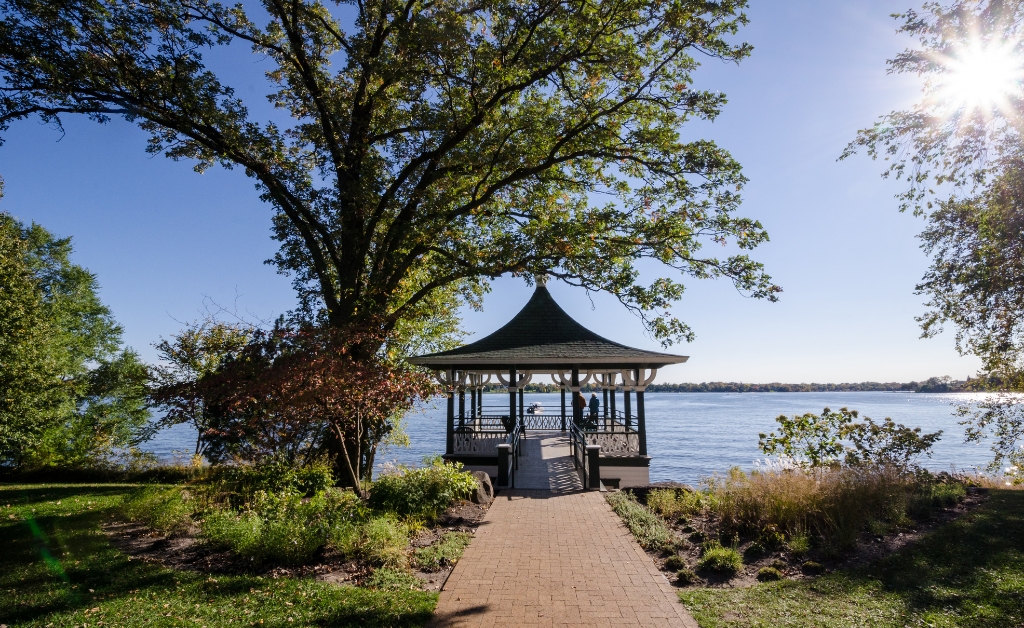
[{"x1": 935, "y1": 42, "x2": 1024, "y2": 114}]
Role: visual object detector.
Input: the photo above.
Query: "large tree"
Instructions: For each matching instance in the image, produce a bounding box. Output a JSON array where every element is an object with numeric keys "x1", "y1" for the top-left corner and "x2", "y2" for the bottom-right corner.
[
  {"x1": 843, "y1": 0, "x2": 1024, "y2": 374},
  {"x1": 844, "y1": 0, "x2": 1024, "y2": 477},
  {"x1": 0, "y1": 0, "x2": 778, "y2": 349},
  {"x1": 0, "y1": 210, "x2": 151, "y2": 468}
]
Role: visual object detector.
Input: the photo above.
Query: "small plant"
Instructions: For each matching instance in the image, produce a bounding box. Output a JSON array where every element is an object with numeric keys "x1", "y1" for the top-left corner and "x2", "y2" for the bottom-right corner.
[
  {"x1": 756, "y1": 566, "x2": 783, "y2": 581},
  {"x1": 769, "y1": 559, "x2": 787, "y2": 571},
  {"x1": 369, "y1": 457, "x2": 477, "y2": 520},
  {"x1": 664, "y1": 555, "x2": 686, "y2": 571},
  {"x1": 786, "y1": 531, "x2": 811, "y2": 557},
  {"x1": 119, "y1": 487, "x2": 194, "y2": 535},
  {"x1": 698, "y1": 541, "x2": 743, "y2": 575},
  {"x1": 867, "y1": 519, "x2": 892, "y2": 537},
  {"x1": 759, "y1": 524, "x2": 786, "y2": 549},
  {"x1": 802, "y1": 560, "x2": 825, "y2": 575},
  {"x1": 363, "y1": 568, "x2": 421, "y2": 591},
  {"x1": 744, "y1": 541, "x2": 767, "y2": 561},
  {"x1": 606, "y1": 491, "x2": 675, "y2": 550},
  {"x1": 413, "y1": 532, "x2": 473, "y2": 572},
  {"x1": 675, "y1": 568, "x2": 699, "y2": 585},
  {"x1": 928, "y1": 481, "x2": 967, "y2": 507}
]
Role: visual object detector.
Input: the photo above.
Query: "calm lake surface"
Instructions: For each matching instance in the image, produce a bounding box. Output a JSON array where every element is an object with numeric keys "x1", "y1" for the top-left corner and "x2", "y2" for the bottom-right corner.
[{"x1": 143, "y1": 392, "x2": 999, "y2": 485}]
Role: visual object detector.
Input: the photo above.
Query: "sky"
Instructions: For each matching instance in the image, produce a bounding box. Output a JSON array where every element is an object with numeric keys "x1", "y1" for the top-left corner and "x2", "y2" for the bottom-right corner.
[{"x1": 0, "y1": 0, "x2": 983, "y2": 384}]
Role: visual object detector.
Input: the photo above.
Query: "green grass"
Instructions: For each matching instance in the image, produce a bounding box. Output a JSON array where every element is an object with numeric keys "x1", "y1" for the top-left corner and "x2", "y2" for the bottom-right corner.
[
  {"x1": 680, "y1": 489, "x2": 1024, "y2": 627},
  {"x1": 0, "y1": 483, "x2": 437, "y2": 627},
  {"x1": 606, "y1": 491, "x2": 675, "y2": 550}
]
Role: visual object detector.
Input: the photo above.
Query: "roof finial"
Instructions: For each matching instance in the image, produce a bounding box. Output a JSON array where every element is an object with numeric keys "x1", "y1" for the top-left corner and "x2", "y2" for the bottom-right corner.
[{"x1": 535, "y1": 273, "x2": 547, "y2": 287}]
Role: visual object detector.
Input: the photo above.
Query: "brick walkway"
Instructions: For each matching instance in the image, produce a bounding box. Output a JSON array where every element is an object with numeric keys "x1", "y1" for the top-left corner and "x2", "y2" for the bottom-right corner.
[{"x1": 429, "y1": 488, "x2": 699, "y2": 627}]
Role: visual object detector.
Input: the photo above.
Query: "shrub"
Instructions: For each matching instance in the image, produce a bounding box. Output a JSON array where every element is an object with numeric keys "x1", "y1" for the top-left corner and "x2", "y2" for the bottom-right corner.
[
  {"x1": 698, "y1": 541, "x2": 743, "y2": 574},
  {"x1": 645, "y1": 487, "x2": 718, "y2": 520},
  {"x1": 201, "y1": 488, "x2": 361, "y2": 565},
  {"x1": 928, "y1": 481, "x2": 967, "y2": 507},
  {"x1": 663, "y1": 555, "x2": 686, "y2": 571},
  {"x1": 368, "y1": 458, "x2": 477, "y2": 520},
  {"x1": 217, "y1": 457, "x2": 335, "y2": 504},
  {"x1": 357, "y1": 515, "x2": 411, "y2": 569},
  {"x1": 119, "y1": 487, "x2": 194, "y2": 535},
  {"x1": 606, "y1": 491, "x2": 675, "y2": 550},
  {"x1": 675, "y1": 568, "x2": 699, "y2": 585},
  {"x1": 757, "y1": 566, "x2": 783, "y2": 581},
  {"x1": 363, "y1": 568, "x2": 422, "y2": 591},
  {"x1": 413, "y1": 532, "x2": 473, "y2": 572},
  {"x1": 802, "y1": 560, "x2": 825, "y2": 575}
]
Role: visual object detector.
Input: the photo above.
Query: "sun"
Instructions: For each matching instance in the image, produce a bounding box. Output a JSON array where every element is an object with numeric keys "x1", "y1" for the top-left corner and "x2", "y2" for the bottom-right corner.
[{"x1": 934, "y1": 42, "x2": 1024, "y2": 114}]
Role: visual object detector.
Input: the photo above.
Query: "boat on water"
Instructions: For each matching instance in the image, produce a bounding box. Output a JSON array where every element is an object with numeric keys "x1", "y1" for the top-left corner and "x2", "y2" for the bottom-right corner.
[{"x1": 527, "y1": 402, "x2": 544, "y2": 414}]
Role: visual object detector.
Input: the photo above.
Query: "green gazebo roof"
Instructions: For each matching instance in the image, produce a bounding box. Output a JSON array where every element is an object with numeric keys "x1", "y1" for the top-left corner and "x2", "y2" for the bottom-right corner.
[{"x1": 408, "y1": 284, "x2": 688, "y2": 371}]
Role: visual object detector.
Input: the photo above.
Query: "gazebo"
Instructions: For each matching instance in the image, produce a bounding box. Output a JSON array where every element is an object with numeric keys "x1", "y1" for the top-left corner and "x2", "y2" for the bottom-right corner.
[{"x1": 409, "y1": 279, "x2": 688, "y2": 489}]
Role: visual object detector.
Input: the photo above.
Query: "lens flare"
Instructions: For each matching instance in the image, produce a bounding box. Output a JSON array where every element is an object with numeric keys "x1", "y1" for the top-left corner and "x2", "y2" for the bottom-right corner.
[{"x1": 934, "y1": 42, "x2": 1023, "y2": 115}]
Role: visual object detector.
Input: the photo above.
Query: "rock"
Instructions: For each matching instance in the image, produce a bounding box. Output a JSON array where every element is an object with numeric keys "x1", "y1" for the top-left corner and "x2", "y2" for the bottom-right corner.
[{"x1": 470, "y1": 471, "x2": 494, "y2": 504}]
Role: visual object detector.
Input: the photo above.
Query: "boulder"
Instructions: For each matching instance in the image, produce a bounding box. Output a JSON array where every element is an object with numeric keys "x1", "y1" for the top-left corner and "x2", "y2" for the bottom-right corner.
[{"x1": 470, "y1": 471, "x2": 494, "y2": 504}]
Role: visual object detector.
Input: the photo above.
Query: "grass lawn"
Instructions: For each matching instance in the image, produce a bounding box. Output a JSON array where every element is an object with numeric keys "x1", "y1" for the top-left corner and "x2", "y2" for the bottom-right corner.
[
  {"x1": 0, "y1": 484, "x2": 437, "y2": 627},
  {"x1": 679, "y1": 489, "x2": 1024, "y2": 627}
]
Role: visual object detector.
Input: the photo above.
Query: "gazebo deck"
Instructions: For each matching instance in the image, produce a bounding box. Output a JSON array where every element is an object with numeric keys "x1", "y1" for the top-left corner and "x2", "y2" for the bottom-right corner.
[{"x1": 513, "y1": 433, "x2": 582, "y2": 492}]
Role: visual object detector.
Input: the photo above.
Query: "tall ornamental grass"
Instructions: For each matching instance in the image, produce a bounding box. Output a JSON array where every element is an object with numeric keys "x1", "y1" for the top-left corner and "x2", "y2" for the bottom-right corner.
[{"x1": 644, "y1": 466, "x2": 966, "y2": 556}]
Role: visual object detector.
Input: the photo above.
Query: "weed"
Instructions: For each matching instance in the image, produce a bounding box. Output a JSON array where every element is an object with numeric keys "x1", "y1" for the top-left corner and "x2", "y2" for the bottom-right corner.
[
  {"x1": 786, "y1": 530, "x2": 810, "y2": 557},
  {"x1": 744, "y1": 541, "x2": 767, "y2": 560},
  {"x1": 756, "y1": 566, "x2": 783, "y2": 581},
  {"x1": 867, "y1": 519, "x2": 891, "y2": 537},
  {"x1": 363, "y1": 568, "x2": 422, "y2": 591},
  {"x1": 118, "y1": 487, "x2": 194, "y2": 535},
  {"x1": 698, "y1": 541, "x2": 743, "y2": 574},
  {"x1": 359, "y1": 515, "x2": 411, "y2": 569},
  {"x1": 413, "y1": 532, "x2": 473, "y2": 572},
  {"x1": 606, "y1": 491, "x2": 674, "y2": 550},
  {"x1": 676, "y1": 568, "x2": 700, "y2": 585},
  {"x1": 664, "y1": 555, "x2": 686, "y2": 571},
  {"x1": 802, "y1": 560, "x2": 824, "y2": 575}
]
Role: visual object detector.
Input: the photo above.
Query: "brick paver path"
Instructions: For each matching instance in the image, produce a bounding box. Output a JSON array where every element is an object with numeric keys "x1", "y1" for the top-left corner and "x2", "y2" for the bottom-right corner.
[{"x1": 429, "y1": 487, "x2": 699, "y2": 627}]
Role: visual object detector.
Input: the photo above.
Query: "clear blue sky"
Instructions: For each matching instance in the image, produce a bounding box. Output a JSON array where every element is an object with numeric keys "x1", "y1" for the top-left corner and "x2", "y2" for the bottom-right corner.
[{"x1": 0, "y1": 0, "x2": 981, "y2": 384}]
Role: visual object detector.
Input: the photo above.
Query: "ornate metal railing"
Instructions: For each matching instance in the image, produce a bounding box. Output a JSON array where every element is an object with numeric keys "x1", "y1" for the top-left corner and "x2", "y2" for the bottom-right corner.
[
  {"x1": 522, "y1": 414, "x2": 564, "y2": 430},
  {"x1": 584, "y1": 430, "x2": 639, "y2": 455}
]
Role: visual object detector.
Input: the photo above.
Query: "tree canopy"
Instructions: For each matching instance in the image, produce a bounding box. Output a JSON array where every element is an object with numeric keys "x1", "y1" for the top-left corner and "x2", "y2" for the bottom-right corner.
[
  {"x1": 0, "y1": 0, "x2": 778, "y2": 347},
  {"x1": 843, "y1": 0, "x2": 1024, "y2": 376},
  {"x1": 0, "y1": 210, "x2": 150, "y2": 468}
]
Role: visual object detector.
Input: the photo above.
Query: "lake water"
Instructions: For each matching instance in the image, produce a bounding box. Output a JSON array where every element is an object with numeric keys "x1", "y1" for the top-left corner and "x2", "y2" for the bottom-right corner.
[{"x1": 142, "y1": 392, "x2": 1000, "y2": 485}]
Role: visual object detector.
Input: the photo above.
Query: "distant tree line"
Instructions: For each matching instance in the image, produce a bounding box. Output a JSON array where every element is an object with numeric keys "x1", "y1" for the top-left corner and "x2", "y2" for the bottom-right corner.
[{"x1": 474, "y1": 376, "x2": 970, "y2": 394}]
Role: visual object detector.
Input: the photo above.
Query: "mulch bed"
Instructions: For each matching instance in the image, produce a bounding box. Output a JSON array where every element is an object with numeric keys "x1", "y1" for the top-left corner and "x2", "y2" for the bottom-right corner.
[
  {"x1": 622, "y1": 484, "x2": 990, "y2": 589},
  {"x1": 102, "y1": 499, "x2": 491, "y2": 591}
]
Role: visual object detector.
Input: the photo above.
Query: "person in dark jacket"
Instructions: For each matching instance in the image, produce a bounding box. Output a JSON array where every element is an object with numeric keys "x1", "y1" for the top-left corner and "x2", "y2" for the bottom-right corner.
[{"x1": 589, "y1": 393, "x2": 602, "y2": 428}]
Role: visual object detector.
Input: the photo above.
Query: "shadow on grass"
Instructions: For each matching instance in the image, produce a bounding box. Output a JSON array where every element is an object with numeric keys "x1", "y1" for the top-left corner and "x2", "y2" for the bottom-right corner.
[
  {"x1": 869, "y1": 489, "x2": 1024, "y2": 622},
  {"x1": 1, "y1": 483, "x2": 440, "y2": 628}
]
